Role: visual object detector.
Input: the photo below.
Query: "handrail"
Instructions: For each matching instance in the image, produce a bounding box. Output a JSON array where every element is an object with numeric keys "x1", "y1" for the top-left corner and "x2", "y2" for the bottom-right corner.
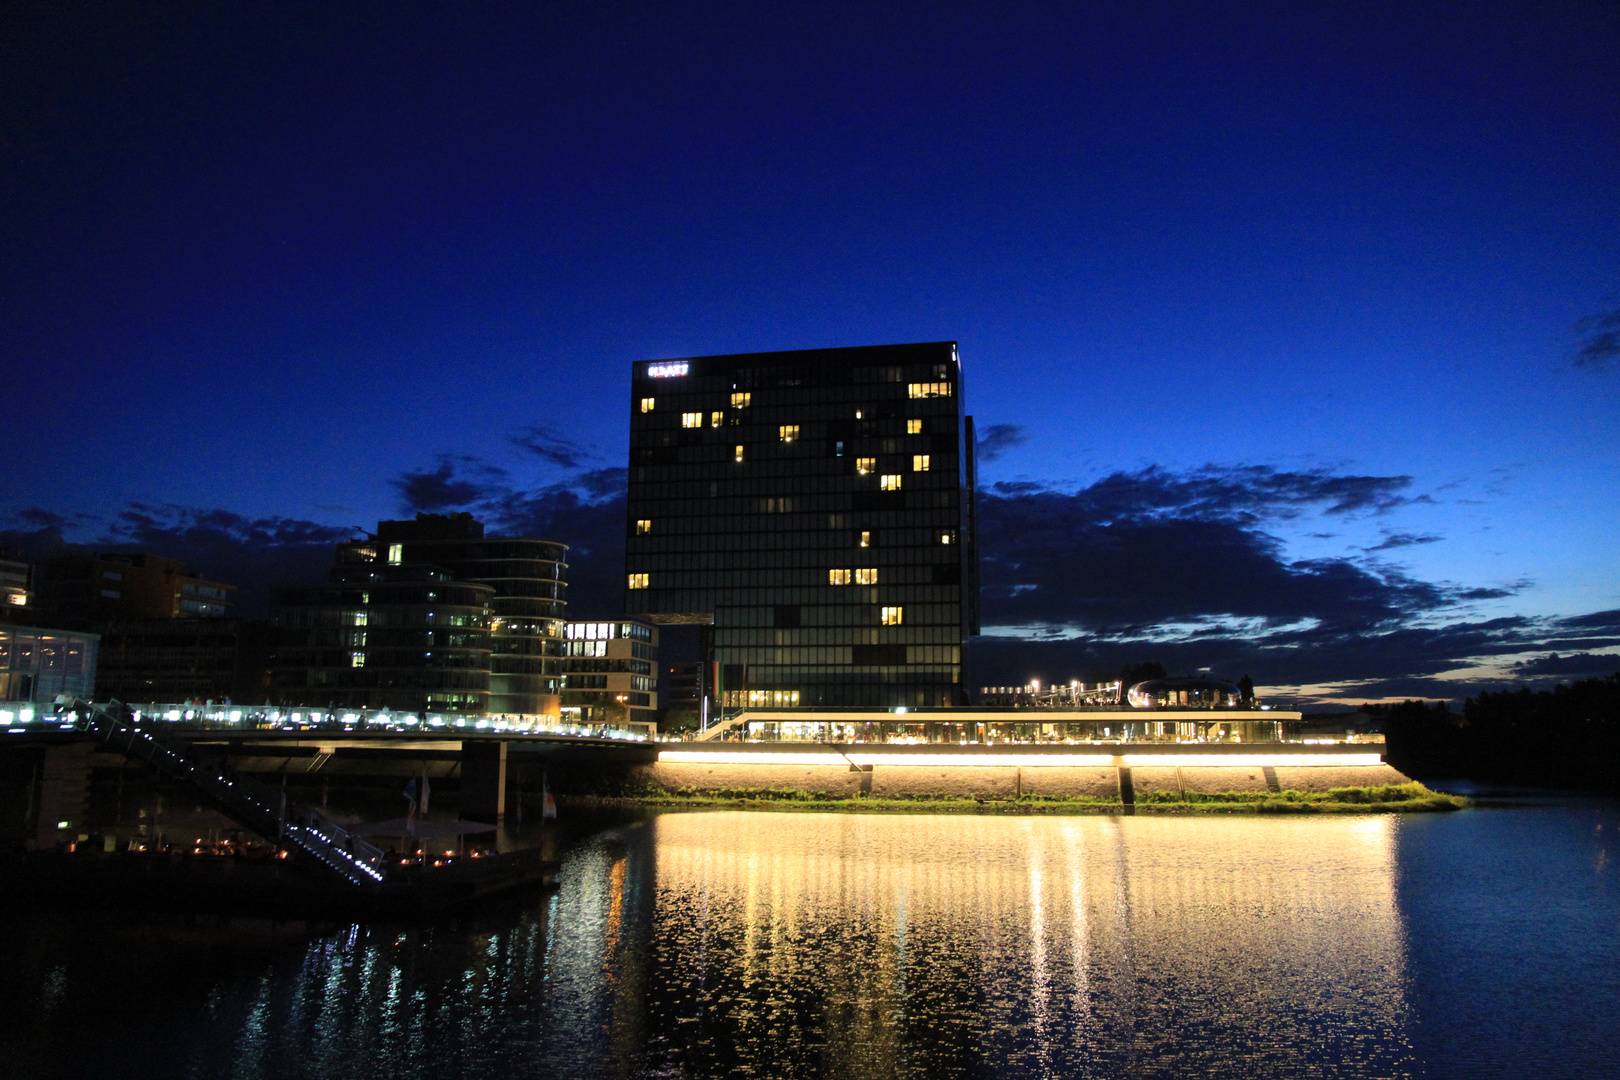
[{"x1": 76, "y1": 700, "x2": 386, "y2": 887}]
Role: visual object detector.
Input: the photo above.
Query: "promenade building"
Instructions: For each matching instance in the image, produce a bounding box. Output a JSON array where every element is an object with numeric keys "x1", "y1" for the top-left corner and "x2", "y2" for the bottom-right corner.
[
  {"x1": 560, "y1": 618, "x2": 659, "y2": 729},
  {"x1": 625, "y1": 342, "x2": 979, "y2": 709},
  {"x1": 0, "y1": 623, "x2": 98, "y2": 706}
]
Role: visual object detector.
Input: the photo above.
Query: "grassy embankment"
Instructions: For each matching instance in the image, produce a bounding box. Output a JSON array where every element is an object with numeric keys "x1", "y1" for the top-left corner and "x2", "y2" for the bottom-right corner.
[{"x1": 600, "y1": 782, "x2": 1466, "y2": 814}]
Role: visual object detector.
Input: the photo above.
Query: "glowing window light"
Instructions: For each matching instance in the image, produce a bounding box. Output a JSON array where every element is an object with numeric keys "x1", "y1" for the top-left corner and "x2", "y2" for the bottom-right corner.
[
  {"x1": 860, "y1": 531, "x2": 871, "y2": 547},
  {"x1": 710, "y1": 411, "x2": 723, "y2": 427},
  {"x1": 735, "y1": 444, "x2": 745, "y2": 462},
  {"x1": 855, "y1": 568, "x2": 878, "y2": 584},
  {"x1": 881, "y1": 606, "x2": 903, "y2": 625},
  {"x1": 779, "y1": 424, "x2": 799, "y2": 442},
  {"x1": 828, "y1": 569, "x2": 851, "y2": 585},
  {"x1": 731, "y1": 391, "x2": 751, "y2": 407},
  {"x1": 628, "y1": 573, "x2": 649, "y2": 590},
  {"x1": 387, "y1": 544, "x2": 403, "y2": 564},
  {"x1": 855, "y1": 457, "x2": 875, "y2": 475},
  {"x1": 682, "y1": 412, "x2": 702, "y2": 428},
  {"x1": 351, "y1": 652, "x2": 365, "y2": 668},
  {"x1": 640, "y1": 397, "x2": 655, "y2": 412},
  {"x1": 635, "y1": 519, "x2": 651, "y2": 535},
  {"x1": 913, "y1": 454, "x2": 930, "y2": 472},
  {"x1": 940, "y1": 530, "x2": 955, "y2": 544},
  {"x1": 907, "y1": 382, "x2": 952, "y2": 398},
  {"x1": 880, "y1": 474, "x2": 902, "y2": 491},
  {"x1": 907, "y1": 419, "x2": 922, "y2": 434}
]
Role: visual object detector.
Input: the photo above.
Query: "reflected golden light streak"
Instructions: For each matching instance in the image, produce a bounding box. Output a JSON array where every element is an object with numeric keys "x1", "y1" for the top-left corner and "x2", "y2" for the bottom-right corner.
[{"x1": 659, "y1": 749, "x2": 1387, "y2": 768}]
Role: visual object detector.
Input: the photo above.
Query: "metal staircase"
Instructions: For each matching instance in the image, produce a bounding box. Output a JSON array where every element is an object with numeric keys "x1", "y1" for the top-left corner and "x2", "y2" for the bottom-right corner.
[{"x1": 77, "y1": 701, "x2": 387, "y2": 887}]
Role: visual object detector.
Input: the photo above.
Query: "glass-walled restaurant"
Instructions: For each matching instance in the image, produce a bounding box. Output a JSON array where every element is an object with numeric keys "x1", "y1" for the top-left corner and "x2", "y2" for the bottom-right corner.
[
  {"x1": 0, "y1": 624, "x2": 99, "y2": 707},
  {"x1": 740, "y1": 712, "x2": 1288, "y2": 744}
]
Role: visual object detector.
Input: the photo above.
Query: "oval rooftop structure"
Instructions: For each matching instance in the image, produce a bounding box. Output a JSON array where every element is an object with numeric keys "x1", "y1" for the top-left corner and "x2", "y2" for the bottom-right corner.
[{"x1": 1126, "y1": 677, "x2": 1243, "y2": 709}]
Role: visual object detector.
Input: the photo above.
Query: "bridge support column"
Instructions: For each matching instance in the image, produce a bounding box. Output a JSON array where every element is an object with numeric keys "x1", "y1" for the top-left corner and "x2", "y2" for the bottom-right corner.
[{"x1": 461, "y1": 740, "x2": 507, "y2": 823}]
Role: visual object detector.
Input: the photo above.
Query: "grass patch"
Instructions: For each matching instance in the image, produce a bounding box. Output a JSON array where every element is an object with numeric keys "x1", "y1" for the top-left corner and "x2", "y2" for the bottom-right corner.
[{"x1": 588, "y1": 781, "x2": 1466, "y2": 815}]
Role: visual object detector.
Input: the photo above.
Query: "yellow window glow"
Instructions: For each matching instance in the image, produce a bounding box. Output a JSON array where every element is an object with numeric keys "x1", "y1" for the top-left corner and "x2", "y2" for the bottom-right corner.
[
  {"x1": 734, "y1": 444, "x2": 745, "y2": 462},
  {"x1": 913, "y1": 454, "x2": 930, "y2": 471},
  {"x1": 731, "y1": 392, "x2": 751, "y2": 407},
  {"x1": 640, "y1": 397, "x2": 655, "y2": 412},
  {"x1": 907, "y1": 382, "x2": 952, "y2": 398},
  {"x1": 855, "y1": 457, "x2": 875, "y2": 475},
  {"x1": 880, "y1": 474, "x2": 902, "y2": 490},
  {"x1": 682, "y1": 412, "x2": 702, "y2": 428},
  {"x1": 907, "y1": 419, "x2": 922, "y2": 434},
  {"x1": 881, "y1": 606, "x2": 904, "y2": 625},
  {"x1": 710, "y1": 411, "x2": 722, "y2": 427},
  {"x1": 627, "y1": 573, "x2": 649, "y2": 589},
  {"x1": 779, "y1": 424, "x2": 799, "y2": 442},
  {"x1": 635, "y1": 520, "x2": 651, "y2": 535},
  {"x1": 855, "y1": 568, "x2": 878, "y2": 585},
  {"x1": 828, "y1": 569, "x2": 851, "y2": 585},
  {"x1": 860, "y1": 530, "x2": 870, "y2": 547}
]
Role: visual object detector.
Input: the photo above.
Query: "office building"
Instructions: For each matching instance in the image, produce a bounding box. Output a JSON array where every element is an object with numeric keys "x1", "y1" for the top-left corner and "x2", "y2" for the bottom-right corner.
[
  {"x1": 270, "y1": 555, "x2": 495, "y2": 714},
  {"x1": 371, "y1": 514, "x2": 568, "y2": 717},
  {"x1": 32, "y1": 552, "x2": 233, "y2": 630},
  {"x1": 625, "y1": 342, "x2": 978, "y2": 708},
  {"x1": 561, "y1": 618, "x2": 659, "y2": 728}
]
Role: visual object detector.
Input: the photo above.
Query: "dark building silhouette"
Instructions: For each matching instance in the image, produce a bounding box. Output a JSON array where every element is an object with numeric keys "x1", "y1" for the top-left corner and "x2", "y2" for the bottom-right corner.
[
  {"x1": 32, "y1": 552, "x2": 233, "y2": 630},
  {"x1": 372, "y1": 514, "x2": 568, "y2": 717},
  {"x1": 625, "y1": 342, "x2": 979, "y2": 708},
  {"x1": 95, "y1": 618, "x2": 271, "y2": 704}
]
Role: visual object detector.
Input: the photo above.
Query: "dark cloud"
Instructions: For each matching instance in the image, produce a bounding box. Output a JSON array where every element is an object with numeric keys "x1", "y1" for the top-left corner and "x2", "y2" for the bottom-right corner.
[
  {"x1": 1365, "y1": 532, "x2": 1443, "y2": 551},
  {"x1": 510, "y1": 426, "x2": 594, "y2": 469},
  {"x1": 1511, "y1": 652, "x2": 1620, "y2": 678},
  {"x1": 975, "y1": 424, "x2": 1027, "y2": 463},
  {"x1": 391, "y1": 455, "x2": 509, "y2": 512},
  {"x1": 1572, "y1": 305, "x2": 1620, "y2": 370}
]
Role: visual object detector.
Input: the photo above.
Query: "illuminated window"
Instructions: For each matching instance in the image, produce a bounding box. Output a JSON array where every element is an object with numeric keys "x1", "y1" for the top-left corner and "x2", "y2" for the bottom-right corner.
[
  {"x1": 779, "y1": 424, "x2": 799, "y2": 442},
  {"x1": 710, "y1": 411, "x2": 723, "y2": 427},
  {"x1": 640, "y1": 397, "x2": 655, "y2": 413},
  {"x1": 880, "y1": 474, "x2": 902, "y2": 490},
  {"x1": 854, "y1": 409, "x2": 864, "y2": 419},
  {"x1": 907, "y1": 382, "x2": 952, "y2": 398},
  {"x1": 6, "y1": 594, "x2": 24, "y2": 606},
  {"x1": 941, "y1": 530, "x2": 956, "y2": 545},
  {"x1": 855, "y1": 457, "x2": 875, "y2": 475},
  {"x1": 682, "y1": 412, "x2": 703, "y2": 428},
  {"x1": 860, "y1": 530, "x2": 870, "y2": 547},
  {"x1": 907, "y1": 419, "x2": 922, "y2": 434},
  {"x1": 855, "y1": 568, "x2": 878, "y2": 585},
  {"x1": 351, "y1": 611, "x2": 369, "y2": 626},
  {"x1": 913, "y1": 454, "x2": 930, "y2": 471},
  {"x1": 881, "y1": 606, "x2": 904, "y2": 625},
  {"x1": 350, "y1": 652, "x2": 366, "y2": 668},
  {"x1": 731, "y1": 392, "x2": 751, "y2": 407},
  {"x1": 734, "y1": 444, "x2": 745, "y2": 462},
  {"x1": 627, "y1": 573, "x2": 649, "y2": 589},
  {"x1": 387, "y1": 544, "x2": 403, "y2": 565},
  {"x1": 635, "y1": 519, "x2": 651, "y2": 535},
  {"x1": 828, "y1": 569, "x2": 851, "y2": 585}
]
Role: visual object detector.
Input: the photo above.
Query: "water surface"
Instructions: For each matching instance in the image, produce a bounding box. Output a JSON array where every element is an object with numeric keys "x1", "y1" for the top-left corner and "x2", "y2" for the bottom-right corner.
[{"x1": 2, "y1": 800, "x2": 1615, "y2": 1079}]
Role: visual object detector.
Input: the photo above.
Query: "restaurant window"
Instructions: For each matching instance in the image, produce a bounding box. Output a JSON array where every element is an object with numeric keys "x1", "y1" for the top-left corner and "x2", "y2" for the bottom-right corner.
[
  {"x1": 731, "y1": 392, "x2": 751, "y2": 408},
  {"x1": 855, "y1": 568, "x2": 878, "y2": 585},
  {"x1": 913, "y1": 455, "x2": 930, "y2": 471},
  {"x1": 880, "y1": 474, "x2": 902, "y2": 491},
  {"x1": 855, "y1": 457, "x2": 875, "y2": 475},
  {"x1": 627, "y1": 573, "x2": 649, "y2": 589},
  {"x1": 780, "y1": 425, "x2": 799, "y2": 442},
  {"x1": 635, "y1": 520, "x2": 651, "y2": 535},
  {"x1": 682, "y1": 412, "x2": 703, "y2": 428},
  {"x1": 881, "y1": 606, "x2": 904, "y2": 626},
  {"x1": 828, "y1": 569, "x2": 851, "y2": 585},
  {"x1": 907, "y1": 419, "x2": 922, "y2": 434},
  {"x1": 640, "y1": 397, "x2": 655, "y2": 412}
]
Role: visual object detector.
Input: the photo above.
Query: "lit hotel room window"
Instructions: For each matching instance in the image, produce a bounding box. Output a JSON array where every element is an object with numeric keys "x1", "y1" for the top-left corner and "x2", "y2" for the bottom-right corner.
[
  {"x1": 855, "y1": 457, "x2": 875, "y2": 475},
  {"x1": 828, "y1": 569, "x2": 851, "y2": 585},
  {"x1": 941, "y1": 530, "x2": 956, "y2": 544},
  {"x1": 635, "y1": 520, "x2": 651, "y2": 535},
  {"x1": 640, "y1": 397, "x2": 655, "y2": 412},
  {"x1": 682, "y1": 412, "x2": 702, "y2": 428},
  {"x1": 779, "y1": 425, "x2": 799, "y2": 442},
  {"x1": 881, "y1": 606, "x2": 904, "y2": 625},
  {"x1": 880, "y1": 474, "x2": 902, "y2": 490},
  {"x1": 731, "y1": 392, "x2": 751, "y2": 407},
  {"x1": 913, "y1": 455, "x2": 930, "y2": 471},
  {"x1": 860, "y1": 530, "x2": 871, "y2": 547},
  {"x1": 628, "y1": 573, "x2": 649, "y2": 589},
  {"x1": 734, "y1": 444, "x2": 745, "y2": 462},
  {"x1": 907, "y1": 419, "x2": 922, "y2": 434},
  {"x1": 855, "y1": 568, "x2": 878, "y2": 585},
  {"x1": 710, "y1": 411, "x2": 723, "y2": 427}
]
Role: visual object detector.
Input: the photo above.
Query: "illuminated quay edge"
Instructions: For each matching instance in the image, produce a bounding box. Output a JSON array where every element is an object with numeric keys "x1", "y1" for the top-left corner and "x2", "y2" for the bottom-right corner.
[
  {"x1": 658, "y1": 750, "x2": 1386, "y2": 768},
  {"x1": 701, "y1": 707, "x2": 1317, "y2": 746}
]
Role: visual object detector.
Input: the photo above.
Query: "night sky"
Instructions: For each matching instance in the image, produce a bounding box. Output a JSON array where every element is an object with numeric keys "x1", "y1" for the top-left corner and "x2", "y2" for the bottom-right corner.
[{"x1": 3, "y1": 2, "x2": 1617, "y2": 703}]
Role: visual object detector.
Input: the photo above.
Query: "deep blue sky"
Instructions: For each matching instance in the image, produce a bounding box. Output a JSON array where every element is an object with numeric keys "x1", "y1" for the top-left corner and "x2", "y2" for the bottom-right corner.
[{"x1": 3, "y1": 1, "x2": 1617, "y2": 702}]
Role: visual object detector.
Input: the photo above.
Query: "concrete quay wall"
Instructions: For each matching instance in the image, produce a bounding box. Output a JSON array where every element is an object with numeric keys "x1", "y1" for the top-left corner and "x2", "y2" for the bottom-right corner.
[{"x1": 637, "y1": 744, "x2": 1410, "y2": 801}]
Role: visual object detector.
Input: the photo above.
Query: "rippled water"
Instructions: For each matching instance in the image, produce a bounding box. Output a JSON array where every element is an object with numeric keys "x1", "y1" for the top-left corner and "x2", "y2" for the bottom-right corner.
[{"x1": 3, "y1": 799, "x2": 1617, "y2": 1079}]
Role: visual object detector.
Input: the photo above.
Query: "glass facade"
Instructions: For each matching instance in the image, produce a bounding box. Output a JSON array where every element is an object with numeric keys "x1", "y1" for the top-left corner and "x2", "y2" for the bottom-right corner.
[
  {"x1": 0, "y1": 623, "x2": 99, "y2": 703},
  {"x1": 625, "y1": 342, "x2": 978, "y2": 708}
]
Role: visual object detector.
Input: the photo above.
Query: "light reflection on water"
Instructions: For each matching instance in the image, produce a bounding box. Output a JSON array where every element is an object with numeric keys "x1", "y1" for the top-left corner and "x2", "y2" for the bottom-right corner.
[{"x1": 2, "y1": 804, "x2": 1616, "y2": 1079}]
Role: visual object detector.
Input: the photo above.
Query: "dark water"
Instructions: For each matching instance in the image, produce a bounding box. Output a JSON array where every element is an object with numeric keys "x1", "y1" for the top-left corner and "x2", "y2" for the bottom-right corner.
[{"x1": 2, "y1": 797, "x2": 1616, "y2": 1079}]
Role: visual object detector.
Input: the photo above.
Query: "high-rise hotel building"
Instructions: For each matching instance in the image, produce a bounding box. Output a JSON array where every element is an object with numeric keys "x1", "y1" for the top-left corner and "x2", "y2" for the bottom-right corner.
[{"x1": 625, "y1": 342, "x2": 978, "y2": 708}]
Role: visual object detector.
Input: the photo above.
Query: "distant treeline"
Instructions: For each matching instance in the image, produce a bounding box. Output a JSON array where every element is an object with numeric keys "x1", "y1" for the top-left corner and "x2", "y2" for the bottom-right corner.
[{"x1": 1372, "y1": 672, "x2": 1620, "y2": 793}]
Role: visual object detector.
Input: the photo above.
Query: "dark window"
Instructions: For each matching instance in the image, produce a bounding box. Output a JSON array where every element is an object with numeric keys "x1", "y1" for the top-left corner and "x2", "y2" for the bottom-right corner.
[{"x1": 773, "y1": 605, "x2": 801, "y2": 628}]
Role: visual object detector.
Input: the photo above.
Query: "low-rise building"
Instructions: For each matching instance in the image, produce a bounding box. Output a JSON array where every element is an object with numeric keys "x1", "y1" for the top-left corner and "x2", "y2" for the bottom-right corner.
[{"x1": 0, "y1": 622, "x2": 98, "y2": 705}]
